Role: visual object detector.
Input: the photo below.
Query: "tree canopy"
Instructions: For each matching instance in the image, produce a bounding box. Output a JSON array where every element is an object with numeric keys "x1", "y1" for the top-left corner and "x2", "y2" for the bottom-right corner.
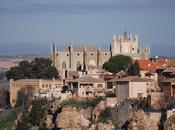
[
  {"x1": 102, "y1": 55, "x2": 132, "y2": 74},
  {"x1": 16, "y1": 99, "x2": 48, "y2": 130},
  {"x1": 6, "y1": 58, "x2": 58, "y2": 80},
  {"x1": 128, "y1": 60, "x2": 140, "y2": 76}
]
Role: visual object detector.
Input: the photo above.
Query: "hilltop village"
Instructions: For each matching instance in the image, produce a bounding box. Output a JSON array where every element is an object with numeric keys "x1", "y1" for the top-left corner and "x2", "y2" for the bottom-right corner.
[{"x1": 1, "y1": 32, "x2": 175, "y2": 130}]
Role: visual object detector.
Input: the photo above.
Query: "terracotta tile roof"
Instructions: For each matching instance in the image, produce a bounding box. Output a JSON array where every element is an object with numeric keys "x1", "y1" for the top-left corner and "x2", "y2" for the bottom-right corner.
[
  {"x1": 167, "y1": 59, "x2": 175, "y2": 67},
  {"x1": 71, "y1": 75, "x2": 104, "y2": 83},
  {"x1": 116, "y1": 76, "x2": 153, "y2": 82},
  {"x1": 137, "y1": 59, "x2": 166, "y2": 71},
  {"x1": 131, "y1": 77, "x2": 154, "y2": 82}
]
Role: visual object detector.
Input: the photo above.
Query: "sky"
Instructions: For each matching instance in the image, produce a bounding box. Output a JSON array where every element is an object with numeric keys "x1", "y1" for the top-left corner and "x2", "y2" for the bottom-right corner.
[{"x1": 0, "y1": 0, "x2": 175, "y2": 56}]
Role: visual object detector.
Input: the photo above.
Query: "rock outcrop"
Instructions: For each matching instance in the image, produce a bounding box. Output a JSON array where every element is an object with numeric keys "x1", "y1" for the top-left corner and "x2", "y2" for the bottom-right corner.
[
  {"x1": 97, "y1": 121, "x2": 115, "y2": 130},
  {"x1": 45, "y1": 115, "x2": 53, "y2": 129},
  {"x1": 55, "y1": 106, "x2": 91, "y2": 129},
  {"x1": 88, "y1": 121, "x2": 115, "y2": 130},
  {"x1": 127, "y1": 110, "x2": 160, "y2": 130},
  {"x1": 164, "y1": 115, "x2": 175, "y2": 130},
  {"x1": 49, "y1": 99, "x2": 61, "y2": 114}
]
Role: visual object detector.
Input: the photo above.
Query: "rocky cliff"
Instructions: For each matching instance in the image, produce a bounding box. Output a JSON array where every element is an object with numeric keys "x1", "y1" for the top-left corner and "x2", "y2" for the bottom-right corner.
[
  {"x1": 127, "y1": 110, "x2": 161, "y2": 130},
  {"x1": 55, "y1": 106, "x2": 91, "y2": 129},
  {"x1": 164, "y1": 115, "x2": 175, "y2": 130}
]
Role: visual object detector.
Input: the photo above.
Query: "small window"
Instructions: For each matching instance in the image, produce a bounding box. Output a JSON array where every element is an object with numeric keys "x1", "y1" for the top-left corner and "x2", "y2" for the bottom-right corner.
[
  {"x1": 67, "y1": 54, "x2": 69, "y2": 56},
  {"x1": 97, "y1": 84, "x2": 103, "y2": 88},
  {"x1": 62, "y1": 61, "x2": 67, "y2": 69},
  {"x1": 91, "y1": 53, "x2": 93, "y2": 56},
  {"x1": 56, "y1": 53, "x2": 58, "y2": 56},
  {"x1": 105, "y1": 53, "x2": 107, "y2": 55},
  {"x1": 132, "y1": 48, "x2": 134, "y2": 51},
  {"x1": 77, "y1": 53, "x2": 79, "y2": 56}
]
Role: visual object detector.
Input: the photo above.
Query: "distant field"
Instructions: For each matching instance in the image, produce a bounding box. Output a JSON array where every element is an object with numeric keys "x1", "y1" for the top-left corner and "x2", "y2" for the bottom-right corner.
[{"x1": 0, "y1": 60, "x2": 18, "y2": 71}]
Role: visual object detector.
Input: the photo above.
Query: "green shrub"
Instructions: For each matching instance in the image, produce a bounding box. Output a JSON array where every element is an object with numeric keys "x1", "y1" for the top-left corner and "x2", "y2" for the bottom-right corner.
[
  {"x1": 99, "y1": 108, "x2": 112, "y2": 123},
  {"x1": 62, "y1": 97, "x2": 104, "y2": 109}
]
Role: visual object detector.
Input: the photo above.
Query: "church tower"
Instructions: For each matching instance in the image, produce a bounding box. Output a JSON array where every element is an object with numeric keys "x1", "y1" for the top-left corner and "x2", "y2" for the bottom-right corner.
[
  {"x1": 111, "y1": 32, "x2": 150, "y2": 59},
  {"x1": 51, "y1": 41, "x2": 56, "y2": 67},
  {"x1": 112, "y1": 33, "x2": 121, "y2": 56}
]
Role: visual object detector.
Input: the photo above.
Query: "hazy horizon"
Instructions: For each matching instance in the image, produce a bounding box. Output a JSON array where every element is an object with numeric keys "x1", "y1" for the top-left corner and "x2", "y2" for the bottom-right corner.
[{"x1": 1, "y1": 0, "x2": 175, "y2": 56}]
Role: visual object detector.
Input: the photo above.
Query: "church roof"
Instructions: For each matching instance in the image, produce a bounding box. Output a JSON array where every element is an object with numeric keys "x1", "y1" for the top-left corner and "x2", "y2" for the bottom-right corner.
[
  {"x1": 123, "y1": 31, "x2": 130, "y2": 42},
  {"x1": 60, "y1": 45, "x2": 108, "y2": 52}
]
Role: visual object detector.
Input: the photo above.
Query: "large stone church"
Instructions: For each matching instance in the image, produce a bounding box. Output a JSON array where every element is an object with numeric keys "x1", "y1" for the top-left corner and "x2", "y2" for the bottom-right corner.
[{"x1": 51, "y1": 32, "x2": 151, "y2": 78}]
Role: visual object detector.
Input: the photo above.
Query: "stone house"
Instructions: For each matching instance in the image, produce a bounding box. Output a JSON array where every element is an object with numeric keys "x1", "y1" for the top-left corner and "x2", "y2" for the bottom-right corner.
[
  {"x1": 68, "y1": 75, "x2": 106, "y2": 97},
  {"x1": 10, "y1": 79, "x2": 63, "y2": 107},
  {"x1": 162, "y1": 78, "x2": 175, "y2": 99},
  {"x1": 115, "y1": 76, "x2": 155, "y2": 102}
]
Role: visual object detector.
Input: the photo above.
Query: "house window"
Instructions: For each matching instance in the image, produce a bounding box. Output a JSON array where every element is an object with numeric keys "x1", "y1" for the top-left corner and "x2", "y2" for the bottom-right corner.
[
  {"x1": 76, "y1": 61, "x2": 81, "y2": 71},
  {"x1": 132, "y1": 48, "x2": 134, "y2": 51},
  {"x1": 105, "y1": 53, "x2": 107, "y2": 55},
  {"x1": 91, "y1": 53, "x2": 93, "y2": 56},
  {"x1": 67, "y1": 54, "x2": 69, "y2": 56},
  {"x1": 137, "y1": 92, "x2": 143, "y2": 98},
  {"x1": 77, "y1": 53, "x2": 79, "y2": 56},
  {"x1": 97, "y1": 84, "x2": 103, "y2": 88},
  {"x1": 62, "y1": 61, "x2": 67, "y2": 69}
]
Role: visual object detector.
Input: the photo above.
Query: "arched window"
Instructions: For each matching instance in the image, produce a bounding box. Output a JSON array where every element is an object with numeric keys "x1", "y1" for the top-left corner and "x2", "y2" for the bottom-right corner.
[
  {"x1": 62, "y1": 61, "x2": 67, "y2": 69},
  {"x1": 76, "y1": 61, "x2": 81, "y2": 71}
]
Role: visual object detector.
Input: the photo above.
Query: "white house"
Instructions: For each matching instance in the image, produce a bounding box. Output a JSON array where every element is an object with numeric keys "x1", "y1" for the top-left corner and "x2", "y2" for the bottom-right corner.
[{"x1": 115, "y1": 76, "x2": 155, "y2": 102}]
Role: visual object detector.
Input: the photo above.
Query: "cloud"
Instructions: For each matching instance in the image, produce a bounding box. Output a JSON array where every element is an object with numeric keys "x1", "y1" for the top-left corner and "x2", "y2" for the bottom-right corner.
[{"x1": 0, "y1": 0, "x2": 175, "y2": 15}]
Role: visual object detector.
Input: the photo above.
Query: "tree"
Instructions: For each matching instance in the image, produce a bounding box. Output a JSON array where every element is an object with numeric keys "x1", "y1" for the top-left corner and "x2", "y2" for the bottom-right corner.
[
  {"x1": 29, "y1": 100, "x2": 48, "y2": 126},
  {"x1": 6, "y1": 66, "x2": 24, "y2": 80},
  {"x1": 4, "y1": 90, "x2": 10, "y2": 107},
  {"x1": 0, "y1": 88, "x2": 4, "y2": 108},
  {"x1": 6, "y1": 58, "x2": 58, "y2": 80},
  {"x1": 16, "y1": 110, "x2": 32, "y2": 130},
  {"x1": 128, "y1": 60, "x2": 140, "y2": 76},
  {"x1": 102, "y1": 55, "x2": 132, "y2": 74},
  {"x1": 16, "y1": 86, "x2": 34, "y2": 107}
]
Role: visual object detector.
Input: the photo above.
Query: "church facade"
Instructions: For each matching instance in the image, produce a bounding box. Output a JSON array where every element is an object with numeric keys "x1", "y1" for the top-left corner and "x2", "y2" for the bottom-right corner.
[
  {"x1": 111, "y1": 32, "x2": 151, "y2": 59},
  {"x1": 51, "y1": 32, "x2": 151, "y2": 78}
]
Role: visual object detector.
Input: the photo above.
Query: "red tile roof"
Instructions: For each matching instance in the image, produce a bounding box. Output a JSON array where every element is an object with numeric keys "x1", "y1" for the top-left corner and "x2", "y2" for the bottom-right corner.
[{"x1": 137, "y1": 59, "x2": 166, "y2": 71}]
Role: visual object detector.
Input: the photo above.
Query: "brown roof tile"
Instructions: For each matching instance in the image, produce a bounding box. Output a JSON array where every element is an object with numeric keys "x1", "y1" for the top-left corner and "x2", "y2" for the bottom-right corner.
[
  {"x1": 116, "y1": 76, "x2": 153, "y2": 82},
  {"x1": 72, "y1": 75, "x2": 104, "y2": 83}
]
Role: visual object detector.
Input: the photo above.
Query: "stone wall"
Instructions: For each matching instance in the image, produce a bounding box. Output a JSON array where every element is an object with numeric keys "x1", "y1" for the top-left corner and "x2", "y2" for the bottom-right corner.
[
  {"x1": 105, "y1": 97, "x2": 118, "y2": 107},
  {"x1": 150, "y1": 92, "x2": 165, "y2": 109}
]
